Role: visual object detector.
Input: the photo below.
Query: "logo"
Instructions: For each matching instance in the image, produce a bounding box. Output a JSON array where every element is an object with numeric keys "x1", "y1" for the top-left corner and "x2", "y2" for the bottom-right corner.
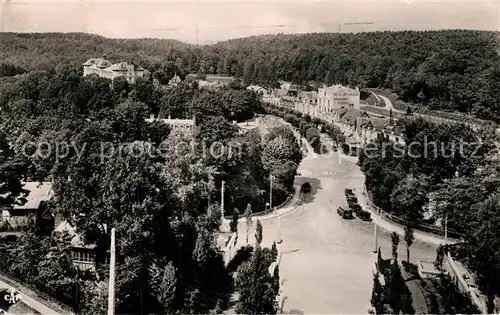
[{"x1": 3, "y1": 290, "x2": 20, "y2": 305}]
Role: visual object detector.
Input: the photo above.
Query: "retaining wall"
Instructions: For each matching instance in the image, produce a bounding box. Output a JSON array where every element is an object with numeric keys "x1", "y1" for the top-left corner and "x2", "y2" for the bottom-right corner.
[{"x1": 362, "y1": 186, "x2": 464, "y2": 240}]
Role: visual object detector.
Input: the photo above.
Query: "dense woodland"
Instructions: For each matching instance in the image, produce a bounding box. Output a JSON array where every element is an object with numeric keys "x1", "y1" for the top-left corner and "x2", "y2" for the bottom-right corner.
[
  {"x1": 0, "y1": 66, "x2": 300, "y2": 313},
  {"x1": 1, "y1": 30, "x2": 500, "y2": 122},
  {"x1": 0, "y1": 30, "x2": 500, "y2": 314}
]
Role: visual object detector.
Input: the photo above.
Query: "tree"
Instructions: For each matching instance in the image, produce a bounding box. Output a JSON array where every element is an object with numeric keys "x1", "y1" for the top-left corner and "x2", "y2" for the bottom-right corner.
[
  {"x1": 244, "y1": 204, "x2": 253, "y2": 245},
  {"x1": 150, "y1": 261, "x2": 177, "y2": 312},
  {"x1": 391, "y1": 232, "x2": 400, "y2": 262},
  {"x1": 230, "y1": 209, "x2": 239, "y2": 233},
  {"x1": 255, "y1": 219, "x2": 263, "y2": 245},
  {"x1": 390, "y1": 174, "x2": 430, "y2": 223},
  {"x1": 371, "y1": 272, "x2": 386, "y2": 315},
  {"x1": 271, "y1": 242, "x2": 278, "y2": 261},
  {"x1": 460, "y1": 193, "x2": 500, "y2": 313},
  {"x1": 235, "y1": 246, "x2": 279, "y2": 314},
  {"x1": 0, "y1": 129, "x2": 24, "y2": 209},
  {"x1": 404, "y1": 226, "x2": 415, "y2": 263},
  {"x1": 434, "y1": 244, "x2": 445, "y2": 272}
]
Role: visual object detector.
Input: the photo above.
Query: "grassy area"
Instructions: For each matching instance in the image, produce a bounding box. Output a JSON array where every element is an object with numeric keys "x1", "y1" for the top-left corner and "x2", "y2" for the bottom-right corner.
[
  {"x1": 361, "y1": 90, "x2": 384, "y2": 107},
  {"x1": 368, "y1": 88, "x2": 491, "y2": 126},
  {"x1": 368, "y1": 89, "x2": 400, "y2": 108}
]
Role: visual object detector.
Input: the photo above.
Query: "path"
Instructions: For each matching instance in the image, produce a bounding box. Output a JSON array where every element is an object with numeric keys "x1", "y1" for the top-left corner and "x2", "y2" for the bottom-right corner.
[
  {"x1": 0, "y1": 277, "x2": 61, "y2": 315},
  {"x1": 401, "y1": 266, "x2": 429, "y2": 314}
]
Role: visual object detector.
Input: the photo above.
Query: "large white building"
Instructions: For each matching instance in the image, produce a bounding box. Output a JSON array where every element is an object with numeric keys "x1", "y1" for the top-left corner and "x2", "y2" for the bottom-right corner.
[
  {"x1": 145, "y1": 114, "x2": 196, "y2": 137},
  {"x1": 83, "y1": 57, "x2": 147, "y2": 84},
  {"x1": 317, "y1": 84, "x2": 360, "y2": 114}
]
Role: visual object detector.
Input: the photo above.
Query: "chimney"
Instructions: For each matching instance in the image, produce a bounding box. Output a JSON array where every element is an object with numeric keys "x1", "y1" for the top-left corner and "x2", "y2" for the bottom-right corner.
[
  {"x1": 149, "y1": 114, "x2": 154, "y2": 120},
  {"x1": 168, "y1": 115, "x2": 172, "y2": 120}
]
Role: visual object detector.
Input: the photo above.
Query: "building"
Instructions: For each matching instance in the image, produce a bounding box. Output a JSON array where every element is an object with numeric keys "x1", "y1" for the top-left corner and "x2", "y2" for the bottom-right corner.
[
  {"x1": 54, "y1": 220, "x2": 97, "y2": 271},
  {"x1": 0, "y1": 182, "x2": 54, "y2": 234},
  {"x1": 295, "y1": 91, "x2": 318, "y2": 117},
  {"x1": 82, "y1": 57, "x2": 147, "y2": 84},
  {"x1": 146, "y1": 114, "x2": 196, "y2": 136},
  {"x1": 168, "y1": 73, "x2": 182, "y2": 87},
  {"x1": 246, "y1": 85, "x2": 268, "y2": 96},
  {"x1": 317, "y1": 84, "x2": 361, "y2": 114}
]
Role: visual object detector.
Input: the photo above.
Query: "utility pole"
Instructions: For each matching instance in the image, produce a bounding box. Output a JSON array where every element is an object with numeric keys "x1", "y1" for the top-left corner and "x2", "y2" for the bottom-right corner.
[
  {"x1": 107, "y1": 228, "x2": 116, "y2": 315},
  {"x1": 221, "y1": 180, "x2": 225, "y2": 224},
  {"x1": 373, "y1": 223, "x2": 378, "y2": 253},
  {"x1": 270, "y1": 175, "x2": 273, "y2": 210},
  {"x1": 444, "y1": 216, "x2": 448, "y2": 245}
]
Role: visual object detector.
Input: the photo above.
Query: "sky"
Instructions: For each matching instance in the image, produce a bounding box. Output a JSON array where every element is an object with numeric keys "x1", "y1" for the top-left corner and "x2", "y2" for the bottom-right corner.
[{"x1": 1, "y1": 0, "x2": 499, "y2": 44}]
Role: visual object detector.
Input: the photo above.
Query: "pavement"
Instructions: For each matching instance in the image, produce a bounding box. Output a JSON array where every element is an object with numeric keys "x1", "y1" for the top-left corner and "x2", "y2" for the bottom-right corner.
[
  {"x1": 401, "y1": 264, "x2": 429, "y2": 314},
  {"x1": 227, "y1": 133, "x2": 438, "y2": 314},
  {"x1": 0, "y1": 277, "x2": 61, "y2": 315}
]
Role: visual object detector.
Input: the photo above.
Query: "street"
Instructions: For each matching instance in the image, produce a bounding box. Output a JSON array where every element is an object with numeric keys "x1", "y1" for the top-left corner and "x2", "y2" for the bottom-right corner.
[{"x1": 234, "y1": 147, "x2": 437, "y2": 313}]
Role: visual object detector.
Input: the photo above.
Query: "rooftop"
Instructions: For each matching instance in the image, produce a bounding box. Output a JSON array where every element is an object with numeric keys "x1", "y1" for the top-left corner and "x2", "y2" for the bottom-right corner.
[
  {"x1": 1, "y1": 182, "x2": 53, "y2": 210},
  {"x1": 54, "y1": 220, "x2": 96, "y2": 249},
  {"x1": 145, "y1": 117, "x2": 195, "y2": 126}
]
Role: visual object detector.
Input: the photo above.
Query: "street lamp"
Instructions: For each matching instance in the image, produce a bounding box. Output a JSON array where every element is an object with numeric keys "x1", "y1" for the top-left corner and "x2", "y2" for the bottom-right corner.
[{"x1": 270, "y1": 174, "x2": 274, "y2": 210}]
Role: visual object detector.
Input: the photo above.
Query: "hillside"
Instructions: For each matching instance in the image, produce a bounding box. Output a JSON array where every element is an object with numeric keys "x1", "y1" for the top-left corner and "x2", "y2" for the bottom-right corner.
[{"x1": 1, "y1": 30, "x2": 499, "y2": 122}]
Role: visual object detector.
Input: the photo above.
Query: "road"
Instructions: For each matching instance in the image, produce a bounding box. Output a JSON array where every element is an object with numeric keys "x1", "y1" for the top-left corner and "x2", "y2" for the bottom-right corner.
[
  {"x1": 0, "y1": 278, "x2": 60, "y2": 315},
  {"x1": 233, "y1": 145, "x2": 437, "y2": 314}
]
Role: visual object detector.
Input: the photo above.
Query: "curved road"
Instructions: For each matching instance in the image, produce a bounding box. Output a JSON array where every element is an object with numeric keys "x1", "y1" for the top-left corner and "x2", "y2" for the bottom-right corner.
[{"x1": 234, "y1": 147, "x2": 437, "y2": 314}]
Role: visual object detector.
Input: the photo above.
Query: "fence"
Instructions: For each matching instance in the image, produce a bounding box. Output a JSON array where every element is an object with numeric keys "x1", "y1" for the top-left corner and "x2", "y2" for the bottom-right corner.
[
  {"x1": 0, "y1": 270, "x2": 74, "y2": 315},
  {"x1": 443, "y1": 252, "x2": 488, "y2": 314},
  {"x1": 222, "y1": 232, "x2": 238, "y2": 266},
  {"x1": 362, "y1": 186, "x2": 464, "y2": 240},
  {"x1": 223, "y1": 185, "x2": 299, "y2": 220}
]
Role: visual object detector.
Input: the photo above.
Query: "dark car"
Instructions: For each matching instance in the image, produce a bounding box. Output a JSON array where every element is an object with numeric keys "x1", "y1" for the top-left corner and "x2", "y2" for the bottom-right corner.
[
  {"x1": 345, "y1": 189, "x2": 354, "y2": 196},
  {"x1": 337, "y1": 206, "x2": 353, "y2": 219},
  {"x1": 350, "y1": 203, "x2": 363, "y2": 214},
  {"x1": 358, "y1": 210, "x2": 372, "y2": 221}
]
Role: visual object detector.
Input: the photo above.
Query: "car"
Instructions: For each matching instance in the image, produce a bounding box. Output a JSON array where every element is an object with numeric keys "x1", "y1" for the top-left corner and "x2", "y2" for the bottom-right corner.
[
  {"x1": 357, "y1": 210, "x2": 372, "y2": 221},
  {"x1": 337, "y1": 206, "x2": 353, "y2": 219}
]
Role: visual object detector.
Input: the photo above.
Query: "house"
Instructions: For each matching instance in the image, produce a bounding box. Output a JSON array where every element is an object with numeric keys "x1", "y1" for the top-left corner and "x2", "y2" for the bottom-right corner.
[
  {"x1": 1, "y1": 182, "x2": 54, "y2": 235},
  {"x1": 205, "y1": 75, "x2": 236, "y2": 85},
  {"x1": 54, "y1": 219, "x2": 97, "y2": 271},
  {"x1": 168, "y1": 73, "x2": 182, "y2": 87},
  {"x1": 246, "y1": 85, "x2": 268, "y2": 96},
  {"x1": 82, "y1": 56, "x2": 147, "y2": 84},
  {"x1": 198, "y1": 80, "x2": 225, "y2": 90},
  {"x1": 295, "y1": 91, "x2": 318, "y2": 117},
  {"x1": 317, "y1": 84, "x2": 361, "y2": 114},
  {"x1": 145, "y1": 114, "x2": 196, "y2": 137}
]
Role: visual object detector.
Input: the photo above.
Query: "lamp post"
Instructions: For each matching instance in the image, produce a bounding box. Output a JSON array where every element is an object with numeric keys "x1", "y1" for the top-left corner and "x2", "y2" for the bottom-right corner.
[
  {"x1": 373, "y1": 223, "x2": 378, "y2": 254},
  {"x1": 270, "y1": 174, "x2": 274, "y2": 210}
]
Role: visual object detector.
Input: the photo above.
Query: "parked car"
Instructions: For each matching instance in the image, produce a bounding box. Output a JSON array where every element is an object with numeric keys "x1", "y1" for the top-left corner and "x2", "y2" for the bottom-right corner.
[
  {"x1": 350, "y1": 203, "x2": 363, "y2": 214},
  {"x1": 357, "y1": 210, "x2": 372, "y2": 221},
  {"x1": 337, "y1": 206, "x2": 353, "y2": 219},
  {"x1": 345, "y1": 189, "x2": 354, "y2": 196}
]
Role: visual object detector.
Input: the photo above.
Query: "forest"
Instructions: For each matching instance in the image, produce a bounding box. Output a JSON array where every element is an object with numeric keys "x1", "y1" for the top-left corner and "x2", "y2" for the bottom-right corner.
[
  {"x1": 1, "y1": 30, "x2": 500, "y2": 122},
  {"x1": 0, "y1": 64, "x2": 301, "y2": 313}
]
